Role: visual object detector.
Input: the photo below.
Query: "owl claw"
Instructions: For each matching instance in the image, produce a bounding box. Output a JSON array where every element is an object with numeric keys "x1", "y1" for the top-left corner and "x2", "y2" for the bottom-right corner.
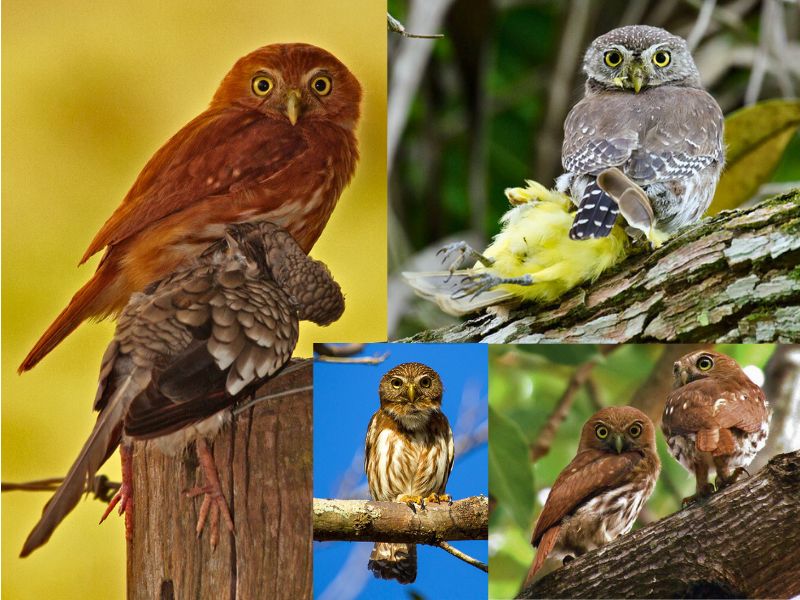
[
  {"x1": 681, "y1": 482, "x2": 715, "y2": 507},
  {"x1": 424, "y1": 493, "x2": 451, "y2": 504},
  {"x1": 716, "y1": 467, "x2": 750, "y2": 489},
  {"x1": 396, "y1": 494, "x2": 425, "y2": 511}
]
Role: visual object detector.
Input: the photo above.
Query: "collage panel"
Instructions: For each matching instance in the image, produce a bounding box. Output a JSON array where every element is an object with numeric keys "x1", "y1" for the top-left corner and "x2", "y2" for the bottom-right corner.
[
  {"x1": 313, "y1": 342, "x2": 488, "y2": 599},
  {"x1": 3, "y1": 1, "x2": 384, "y2": 598},
  {"x1": 489, "y1": 343, "x2": 796, "y2": 599}
]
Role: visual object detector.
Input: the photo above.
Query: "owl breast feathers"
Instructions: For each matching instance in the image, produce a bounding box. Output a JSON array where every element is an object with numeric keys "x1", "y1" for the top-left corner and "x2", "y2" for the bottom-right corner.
[
  {"x1": 524, "y1": 406, "x2": 660, "y2": 588},
  {"x1": 662, "y1": 350, "x2": 770, "y2": 498},
  {"x1": 364, "y1": 362, "x2": 455, "y2": 584}
]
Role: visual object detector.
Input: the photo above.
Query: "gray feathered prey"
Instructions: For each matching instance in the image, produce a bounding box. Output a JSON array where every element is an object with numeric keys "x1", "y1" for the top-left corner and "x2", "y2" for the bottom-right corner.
[{"x1": 21, "y1": 221, "x2": 343, "y2": 556}]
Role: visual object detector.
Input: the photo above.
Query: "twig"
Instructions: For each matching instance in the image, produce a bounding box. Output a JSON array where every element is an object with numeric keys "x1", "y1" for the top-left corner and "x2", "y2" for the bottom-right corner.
[
  {"x1": 437, "y1": 541, "x2": 488, "y2": 572},
  {"x1": 3, "y1": 475, "x2": 119, "y2": 503},
  {"x1": 686, "y1": 0, "x2": 717, "y2": 51},
  {"x1": 387, "y1": 12, "x2": 444, "y2": 39},
  {"x1": 314, "y1": 343, "x2": 366, "y2": 357},
  {"x1": 315, "y1": 353, "x2": 390, "y2": 365}
]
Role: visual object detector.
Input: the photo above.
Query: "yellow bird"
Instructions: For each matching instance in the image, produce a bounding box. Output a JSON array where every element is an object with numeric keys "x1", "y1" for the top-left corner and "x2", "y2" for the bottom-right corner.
[{"x1": 402, "y1": 181, "x2": 630, "y2": 316}]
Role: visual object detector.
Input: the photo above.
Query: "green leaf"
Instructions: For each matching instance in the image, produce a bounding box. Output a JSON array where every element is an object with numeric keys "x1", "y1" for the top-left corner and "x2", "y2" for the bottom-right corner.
[
  {"x1": 516, "y1": 344, "x2": 599, "y2": 366},
  {"x1": 489, "y1": 404, "x2": 535, "y2": 531},
  {"x1": 710, "y1": 99, "x2": 800, "y2": 214}
]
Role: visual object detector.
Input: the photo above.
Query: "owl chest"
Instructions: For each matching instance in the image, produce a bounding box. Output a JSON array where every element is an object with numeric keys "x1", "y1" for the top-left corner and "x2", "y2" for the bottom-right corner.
[
  {"x1": 557, "y1": 480, "x2": 652, "y2": 557},
  {"x1": 370, "y1": 429, "x2": 449, "y2": 500}
]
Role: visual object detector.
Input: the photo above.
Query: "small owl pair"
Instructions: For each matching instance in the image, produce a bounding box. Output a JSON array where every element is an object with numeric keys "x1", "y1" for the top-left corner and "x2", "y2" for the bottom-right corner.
[{"x1": 524, "y1": 350, "x2": 769, "y2": 587}]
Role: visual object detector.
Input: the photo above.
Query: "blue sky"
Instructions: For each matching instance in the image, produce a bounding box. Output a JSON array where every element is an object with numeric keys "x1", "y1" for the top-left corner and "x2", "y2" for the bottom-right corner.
[{"x1": 314, "y1": 343, "x2": 488, "y2": 599}]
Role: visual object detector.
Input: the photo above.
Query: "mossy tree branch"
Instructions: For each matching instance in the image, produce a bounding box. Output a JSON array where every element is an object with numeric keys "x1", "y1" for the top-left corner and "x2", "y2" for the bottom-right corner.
[
  {"x1": 519, "y1": 451, "x2": 800, "y2": 599},
  {"x1": 407, "y1": 193, "x2": 800, "y2": 343}
]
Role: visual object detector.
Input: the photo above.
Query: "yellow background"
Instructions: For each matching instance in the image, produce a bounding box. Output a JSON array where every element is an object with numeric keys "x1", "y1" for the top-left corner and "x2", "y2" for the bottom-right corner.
[{"x1": 2, "y1": 1, "x2": 386, "y2": 597}]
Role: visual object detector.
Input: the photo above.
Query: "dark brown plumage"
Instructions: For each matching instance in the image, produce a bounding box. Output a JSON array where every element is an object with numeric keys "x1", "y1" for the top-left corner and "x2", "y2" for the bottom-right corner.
[
  {"x1": 21, "y1": 221, "x2": 344, "y2": 557},
  {"x1": 523, "y1": 406, "x2": 660, "y2": 588},
  {"x1": 662, "y1": 350, "x2": 770, "y2": 502},
  {"x1": 364, "y1": 362, "x2": 454, "y2": 584},
  {"x1": 20, "y1": 43, "x2": 361, "y2": 372}
]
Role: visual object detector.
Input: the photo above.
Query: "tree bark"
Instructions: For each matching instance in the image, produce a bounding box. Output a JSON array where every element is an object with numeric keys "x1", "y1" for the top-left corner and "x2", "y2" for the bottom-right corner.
[
  {"x1": 406, "y1": 193, "x2": 800, "y2": 343},
  {"x1": 313, "y1": 496, "x2": 488, "y2": 543},
  {"x1": 126, "y1": 360, "x2": 312, "y2": 600},
  {"x1": 520, "y1": 451, "x2": 800, "y2": 599}
]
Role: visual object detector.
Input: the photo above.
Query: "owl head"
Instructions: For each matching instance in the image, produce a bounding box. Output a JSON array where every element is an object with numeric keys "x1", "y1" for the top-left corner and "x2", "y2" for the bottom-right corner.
[
  {"x1": 378, "y1": 362, "x2": 444, "y2": 430},
  {"x1": 578, "y1": 406, "x2": 657, "y2": 455},
  {"x1": 211, "y1": 43, "x2": 362, "y2": 129},
  {"x1": 582, "y1": 25, "x2": 701, "y2": 94},
  {"x1": 672, "y1": 350, "x2": 746, "y2": 387}
]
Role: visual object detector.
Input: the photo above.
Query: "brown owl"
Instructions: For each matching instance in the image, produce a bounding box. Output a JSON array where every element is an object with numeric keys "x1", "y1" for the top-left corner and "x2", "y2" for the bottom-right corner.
[
  {"x1": 523, "y1": 406, "x2": 660, "y2": 588},
  {"x1": 364, "y1": 362, "x2": 454, "y2": 584},
  {"x1": 662, "y1": 350, "x2": 770, "y2": 502}
]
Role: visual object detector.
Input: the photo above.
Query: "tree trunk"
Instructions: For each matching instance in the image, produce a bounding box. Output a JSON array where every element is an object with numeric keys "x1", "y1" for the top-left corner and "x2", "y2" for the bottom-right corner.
[
  {"x1": 313, "y1": 496, "x2": 488, "y2": 542},
  {"x1": 126, "y1": 360, "x2": 313, "y2": 600},
  {"x1": 406, "y1": 193, "x2": 800, "y2": 343},
  {"x1": 520, "y1": 451, "x2": 800, "y2": 599}
]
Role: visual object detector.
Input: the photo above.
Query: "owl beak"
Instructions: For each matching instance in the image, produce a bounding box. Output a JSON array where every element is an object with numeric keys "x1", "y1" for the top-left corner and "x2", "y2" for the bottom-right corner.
[
  {"x1": 629, "y1": 64, "x2": 645, "y2": 94},
  {"x1": 284, "y1": 89, "x2": 302, "y2": 126},
  {"x1": 679, "y1": 368, "x2": 689, "y2": 386},
  {"x1": 406, "y1": 384, "x2": 416, "y2": 403},
  {"x1": 611, "y1": 434, "x2": 626, "y2": 454}
]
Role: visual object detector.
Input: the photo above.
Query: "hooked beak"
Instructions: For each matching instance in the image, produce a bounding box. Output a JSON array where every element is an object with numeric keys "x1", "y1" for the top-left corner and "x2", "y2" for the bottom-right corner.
[
  {"x1": 680, "y1": 368, "x2": 689, "y2": 386},
  {"x1": 611, "y1": 434, "x2": 625, "y2": 454},
  {"x1": 406, "y1": 384, "x2": 416, "y2": 403},
  {"x1": 284, "y1": 89, "x2": 302, "y2": 126},
  {"x1": 614, "y1": 63, "x2": 646, "y2": 93}
]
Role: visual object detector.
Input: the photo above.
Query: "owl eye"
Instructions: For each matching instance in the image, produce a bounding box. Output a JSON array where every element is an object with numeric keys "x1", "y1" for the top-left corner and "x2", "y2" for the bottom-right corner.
[
  {"x1": 652, "y1": 50, "x2": 671, "y2": 68},
  {"x1": 595, "y1": 425, "x2": 609, "y2": 439},
  {"x1": 252, "y1": 76, "x2": 274, "y2": 97},
  {"x1": 311, "y1": 75, "x2": 332, "y2": 96},
  {"x1": 419, "y1": 376, "x2": 432, "y2": 388},
  {"x1": 628, "y1": 423, "x2": 642, "y2": 438},
  {"x1": 390, "y1": 377, "x2": 403, "y2": 389},
  {"x1": 604, "y1": 50, "x2": 623, "y2": 68},
  {"x1": 696, "y1": 355, "x2": 714, "y2": 371}
]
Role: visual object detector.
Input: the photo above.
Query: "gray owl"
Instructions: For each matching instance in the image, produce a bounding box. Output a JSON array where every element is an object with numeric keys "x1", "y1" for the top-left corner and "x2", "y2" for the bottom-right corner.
[{"x1": 558, "y1": 25, "x2": 724, "y2": 243}]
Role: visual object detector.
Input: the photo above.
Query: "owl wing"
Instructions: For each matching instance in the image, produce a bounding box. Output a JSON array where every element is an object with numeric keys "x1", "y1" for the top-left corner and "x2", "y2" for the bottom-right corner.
[
  {"x1": 101, "y1": 257, "x2": 299, "y2": 439},
  {"x1": 663, "y1": 379, "x2": 766, "y2": 440},
  {"x1": 81, "y1": 108, "x2": 309, "y2": 263},
  {"x1": 531, "y1": 449, "x2": 643, "y2": 547},
  {"x1": 563, "y1": 87, "x2": 723, "y2": 184}
]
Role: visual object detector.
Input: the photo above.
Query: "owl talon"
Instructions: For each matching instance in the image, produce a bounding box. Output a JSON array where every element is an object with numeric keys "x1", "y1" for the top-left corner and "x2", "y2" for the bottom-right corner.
[
  {"x1": 424, "y1": 493, "x2": 451, "y2": 504},
  {"x1": 396, "y1": 494, "x2": 425, "y2": 511},
  {"x1": 716, "y1": 467, "x2": 749, "y2": 489}
]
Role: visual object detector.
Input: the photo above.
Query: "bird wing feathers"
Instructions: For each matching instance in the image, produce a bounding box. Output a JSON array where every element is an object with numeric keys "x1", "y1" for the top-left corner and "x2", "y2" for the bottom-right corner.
[
  {"x1": 532, "y1": 449, "x2": 642, "y2": 547},
  {"x1": 81, "y1": 109, "x2": 309, "y2": 263},
  {"x1": 563, "y1": 86, "x2": 723, "y2": 184}
]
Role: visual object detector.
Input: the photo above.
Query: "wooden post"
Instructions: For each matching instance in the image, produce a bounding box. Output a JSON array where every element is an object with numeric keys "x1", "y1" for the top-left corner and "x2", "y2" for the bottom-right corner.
[{"x1": 126, "y1": 360, "x2": 313, "y2": 599}]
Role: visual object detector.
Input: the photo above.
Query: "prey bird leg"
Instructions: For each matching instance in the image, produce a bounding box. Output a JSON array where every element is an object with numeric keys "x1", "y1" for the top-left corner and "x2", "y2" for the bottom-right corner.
[
  {"x1": 99, "y1": 444, "x2": 134, "y2": 541},
  {"x1": 185, "y1": 438, "x2": 234, "y2": 549}
]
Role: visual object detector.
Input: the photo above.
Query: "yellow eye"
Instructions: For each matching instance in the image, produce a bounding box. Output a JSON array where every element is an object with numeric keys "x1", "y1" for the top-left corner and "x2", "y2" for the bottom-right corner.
[
  {"x1": 697, "y1": 356, "x2": 714, "y2": 371},
  {"x1": 629, "y1": 423, "x2": 642, "y2": 438},
  {"x1": 311, "y1": 75, "x2": 332, "y2": 96},
  {"x1": 652, "y1": 50, "x2": 671, "y2": 67},
  {"x1": 391, "y1": 377, "x2": 403, "y2": 389},
  {"x1": 419, "y1": 376, "x2": 432, "y2": 388},
  {"x1": 595, "y1": 425, "x2": 609, "y2": 439},
  {"x1": 604, "y1": 50, "x2": 623, "y2": 68},
  {"x1": 252, "y1": 76, "x2": 273, "y2": 97}
]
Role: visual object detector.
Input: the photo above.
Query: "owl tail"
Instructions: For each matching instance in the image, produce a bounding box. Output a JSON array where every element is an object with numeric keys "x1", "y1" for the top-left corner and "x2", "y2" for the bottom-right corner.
[
  {"x1": 368, "y1": 542, "x2": 417, "y2": 584},
  {"x1": 569, "y1": 179, "x2": 619, "y2": 240}
]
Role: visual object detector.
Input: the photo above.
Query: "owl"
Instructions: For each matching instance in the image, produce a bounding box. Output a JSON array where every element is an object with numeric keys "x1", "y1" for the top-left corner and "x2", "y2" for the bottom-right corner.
[
  {"x1": 523, "y1": 406, "x2": 660, "y2": 588},
  {"x1": 21, "y1": 221, "x2": 344, "y2": 556},
  {"x1": 560, "y1": 25, "x2": 724, "y2": 244},
  {"x1": 21, "y1": 43, "x2": 361, "y2": 372},
  {"x1": 662, "y1": 350, "x2": 770, "y2": 503},
  {"x1": 364, "y1": 362, "x2": 455, "y2": 584}
]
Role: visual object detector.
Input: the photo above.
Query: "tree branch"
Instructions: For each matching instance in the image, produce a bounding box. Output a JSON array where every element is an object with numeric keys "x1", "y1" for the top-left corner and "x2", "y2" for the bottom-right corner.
[
  {"x1": 407, "y1": 193, "x2": 800, "y2": 343},
  {"x1": 520, "y1": 451, "x2": 800, "y2": 599},
  {"x1": 313, "y1": 496, "x2": 488, "y2": 543}
]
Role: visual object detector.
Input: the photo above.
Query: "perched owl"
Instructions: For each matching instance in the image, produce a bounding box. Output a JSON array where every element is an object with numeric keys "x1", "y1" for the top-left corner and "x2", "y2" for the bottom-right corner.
[
  {"x1": 562, "y1": 25, "x2": 724, "y2": 243},
  {"x1": 522, "y1": 406, "x2": 660, "y2": 589},
  {"x1": 364, "y1": 362, "x2": 455, "y2": 584},
  {"x1": 662, "y1": 350, "x2": 770, "y2": 503}
]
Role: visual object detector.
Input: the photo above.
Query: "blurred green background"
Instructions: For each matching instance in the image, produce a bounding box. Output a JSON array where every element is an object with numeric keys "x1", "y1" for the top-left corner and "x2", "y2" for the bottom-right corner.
[
  {"x1": 388, "y1": 0, "x2": 800, "y2": 337},
  {"x1": 487, "y1": 343, "x2": 778, "y2": 599},
  {"x1": 2, "y1": 2, "x2": 385, "y2": 598}
]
